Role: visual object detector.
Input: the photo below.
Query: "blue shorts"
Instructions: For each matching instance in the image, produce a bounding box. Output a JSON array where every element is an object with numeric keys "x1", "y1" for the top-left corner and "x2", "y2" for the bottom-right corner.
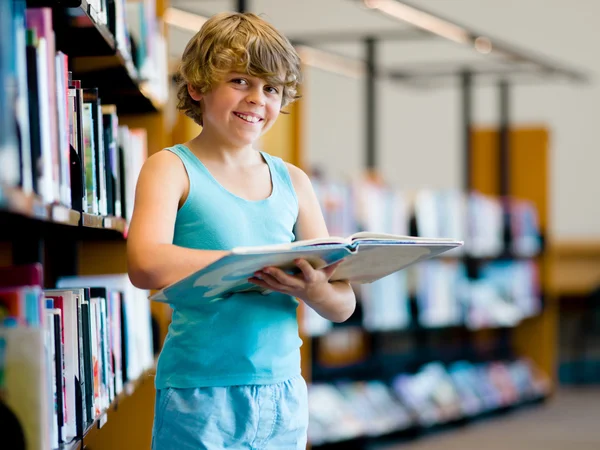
[{"x1": 151, "y1": 376, "x2": 308, "y2": 449}]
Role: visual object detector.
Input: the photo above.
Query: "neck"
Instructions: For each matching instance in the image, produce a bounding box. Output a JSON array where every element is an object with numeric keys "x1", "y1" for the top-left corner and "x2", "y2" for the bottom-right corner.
[{"x1": 187, "y1": 127, "x2": 257, "y2": 164}]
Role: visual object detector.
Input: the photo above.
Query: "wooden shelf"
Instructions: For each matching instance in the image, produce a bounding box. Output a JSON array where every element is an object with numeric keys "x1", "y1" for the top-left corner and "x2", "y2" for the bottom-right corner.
[
  {"x1": 0, "y1": 186, "x2": 127, "y2": 240},
  {"x1": 81, "y1": 212, "x2": 104, "y2": 229},
  {"x1": 103, "y1": 216, "x2": 128, "y2": 234},
  {"x1": 547, "y1": 239, "x2": 600, "y2": 296},
  {"x1": 26, "y1": 0, "x2": 163, "y2": 114}
]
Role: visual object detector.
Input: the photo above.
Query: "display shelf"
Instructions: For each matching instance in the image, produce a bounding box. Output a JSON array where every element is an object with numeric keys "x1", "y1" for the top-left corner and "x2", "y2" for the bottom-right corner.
[{"x1": 310, "y1": 393, "x2": 547, "y2": 450}]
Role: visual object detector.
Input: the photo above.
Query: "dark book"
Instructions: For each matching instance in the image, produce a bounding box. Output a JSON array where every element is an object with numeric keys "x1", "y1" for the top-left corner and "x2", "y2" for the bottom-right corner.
[{"x1": 25, "y1": 29, "x2": 42, "y2": 195}]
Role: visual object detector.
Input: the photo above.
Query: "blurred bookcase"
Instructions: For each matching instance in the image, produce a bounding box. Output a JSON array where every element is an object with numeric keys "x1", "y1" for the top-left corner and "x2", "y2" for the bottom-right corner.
[{"x1": 277, "y1": 67, "x2": 554, "y2": 447}]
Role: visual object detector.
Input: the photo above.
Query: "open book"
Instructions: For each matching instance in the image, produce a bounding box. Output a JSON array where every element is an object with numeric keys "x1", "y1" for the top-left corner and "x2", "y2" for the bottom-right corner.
[{"x1": 149, "y1": 232, "x2": 463, "y2": 303}]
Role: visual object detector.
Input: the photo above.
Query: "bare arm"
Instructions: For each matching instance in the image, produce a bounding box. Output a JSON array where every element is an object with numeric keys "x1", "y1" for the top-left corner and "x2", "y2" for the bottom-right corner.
[
  {"x1": 126, "y1": 151, "x2": 228, "y2": 290},
  {"x1": 249, "y1": 164, "x2": 356, "y2": 323}
]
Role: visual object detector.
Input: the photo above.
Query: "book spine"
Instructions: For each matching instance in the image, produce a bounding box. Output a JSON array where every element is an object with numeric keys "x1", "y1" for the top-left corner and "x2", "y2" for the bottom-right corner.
[{"x1": 26, "y1": 8, "x2": 60, "y2": 204}]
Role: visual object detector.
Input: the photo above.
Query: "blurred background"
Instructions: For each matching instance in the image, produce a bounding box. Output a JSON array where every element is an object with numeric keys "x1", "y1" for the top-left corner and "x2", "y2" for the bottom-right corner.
[{"x1": 1, "y1": 0, "x2": 599, "y2": 449}]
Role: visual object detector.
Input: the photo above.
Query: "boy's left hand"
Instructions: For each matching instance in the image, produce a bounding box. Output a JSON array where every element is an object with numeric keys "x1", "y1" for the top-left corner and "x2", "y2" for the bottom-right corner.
[{"x1": 248, "y1": 259, "x2": 343, "y2": 304}]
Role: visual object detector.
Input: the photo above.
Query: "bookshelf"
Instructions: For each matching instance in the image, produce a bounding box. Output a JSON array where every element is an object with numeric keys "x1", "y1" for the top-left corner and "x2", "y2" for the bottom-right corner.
[
  {"x1": 1, "y1": 0, "x2": 169, "y2": 449},
  {"x1": 27, "y1": 0, "x2": 163, "y2": 113}
]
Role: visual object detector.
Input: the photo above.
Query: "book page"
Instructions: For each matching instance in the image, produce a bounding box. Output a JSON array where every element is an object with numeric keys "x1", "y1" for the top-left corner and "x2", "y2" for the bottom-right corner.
[
  {"x1": 350, "y1": 231, "x2": 462, "y2": 244},
  {"x1": 332, "y1": 242, "x2": 460, "y2": 283}
]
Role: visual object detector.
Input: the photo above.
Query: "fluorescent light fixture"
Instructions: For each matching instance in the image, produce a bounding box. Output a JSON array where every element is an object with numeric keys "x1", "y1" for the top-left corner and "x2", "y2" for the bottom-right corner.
[
  {"x1": 363, "y1": 0, "x2": 470, "y2": 44},
  {"x1": 164, "y1": 7, "x2": 208, "y2": 32},
  {"x1": 474, "y1": 36, "x2": 493, "y2": 54},
  {"x1": 296, "y1": 45, "x2": 365, "y2": 78},
  {"x1": 163, "y1": 8, "x2": 364, "y2": 78}
]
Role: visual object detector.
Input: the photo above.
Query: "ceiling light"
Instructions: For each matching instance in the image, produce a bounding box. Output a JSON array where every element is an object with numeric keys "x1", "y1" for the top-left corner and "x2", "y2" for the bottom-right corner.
[
  {"x1": 164, "y1": 7, "x2": 208, "y2": 32},
  {"x1": 363, "y1": 0, "x2": 470, "y2": 44},
  {"x1": 296, "y1": 45, "x2": 365, "y2": 78},
  {"x1": 474, "y1": 36, "x2": 492, "y2": 54}
]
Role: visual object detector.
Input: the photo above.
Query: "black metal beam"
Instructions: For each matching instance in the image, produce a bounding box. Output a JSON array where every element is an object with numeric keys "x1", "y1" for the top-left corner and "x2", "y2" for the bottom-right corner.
[
  {"x1": 365, "y1": 37, "x2": 377, "y2": 170},
  {"x1": 236, "y1": 0, "x2": 248, "y2": 13},
  {"x1": 461, "y1": 70, "x2": 473, "y2": 192},
  {"x1": 386, "y1": 62, "x2": 549, "y2": 81},
  {"x1": 289, "y1": 28, "x2": 432, "y2": 45},
  {"x1": 498, "y1": 80, "x2": 510, "y2": 197},
  {"x1": 498, "y1": 79, "x2": 513, "y2": 250}
]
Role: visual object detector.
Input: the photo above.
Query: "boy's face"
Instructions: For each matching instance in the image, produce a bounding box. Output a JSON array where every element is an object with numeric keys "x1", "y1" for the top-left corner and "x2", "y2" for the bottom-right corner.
[{"x1": 193, "y1": 72, "x2": 284, "y2": 147}]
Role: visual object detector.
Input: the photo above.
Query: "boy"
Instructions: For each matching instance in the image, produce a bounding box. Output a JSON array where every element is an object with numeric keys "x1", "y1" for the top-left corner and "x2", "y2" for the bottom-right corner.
[{"x1": 127, "y1": 12, "x2": 356, "y2": 449}]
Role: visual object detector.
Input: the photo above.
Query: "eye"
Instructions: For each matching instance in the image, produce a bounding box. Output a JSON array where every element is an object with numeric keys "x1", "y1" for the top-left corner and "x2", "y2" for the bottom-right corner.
[
  {"x1": 265, "y1": 86, "x2": 280, "y2": 95},
  {"x1": 230, "y1": 78, "x2": 248, "y2": 86}
]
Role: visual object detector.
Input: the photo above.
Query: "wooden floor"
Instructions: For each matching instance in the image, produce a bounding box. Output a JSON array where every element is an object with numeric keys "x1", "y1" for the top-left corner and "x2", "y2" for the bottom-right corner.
[{"x1": 382, "y1": 387, "x2": 600, "y2": 450}]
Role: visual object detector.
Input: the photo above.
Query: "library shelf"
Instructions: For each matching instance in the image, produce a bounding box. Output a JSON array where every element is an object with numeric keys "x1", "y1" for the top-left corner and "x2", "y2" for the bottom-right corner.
[
  {"x1": 81, "y1": 212, "x2": 105, "y2": 229},
  {"x1": 0, "y1": 186, "x2": 127, "y2": 240},
  {"x1": 309, "y1": 393, "x2": 548, "y2": 450},
  {"x1": 26, "y1": 0, "x2": 163, "y2": 114}
]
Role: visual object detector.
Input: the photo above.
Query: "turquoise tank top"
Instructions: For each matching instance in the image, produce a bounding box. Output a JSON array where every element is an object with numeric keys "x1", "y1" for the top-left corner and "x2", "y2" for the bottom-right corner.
[{"x1": 154, "y1": 144, "x2": 302, "y2": 389}]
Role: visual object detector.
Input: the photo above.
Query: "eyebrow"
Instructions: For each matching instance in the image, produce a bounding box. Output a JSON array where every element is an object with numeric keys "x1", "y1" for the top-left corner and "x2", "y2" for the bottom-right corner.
[{"x1": 230, "y1": 72, "x2": 285, "y2": 86}]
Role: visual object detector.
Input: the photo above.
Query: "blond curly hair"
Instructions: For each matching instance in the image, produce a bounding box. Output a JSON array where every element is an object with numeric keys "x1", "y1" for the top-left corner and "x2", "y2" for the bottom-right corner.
[{"x1": 175, "y1": 12, "x2": 302, "y2": 126}]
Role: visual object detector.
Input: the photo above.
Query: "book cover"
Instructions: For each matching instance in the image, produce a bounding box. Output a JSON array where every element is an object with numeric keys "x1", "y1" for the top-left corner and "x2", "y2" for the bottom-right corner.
[
  {"x1": 0, "y1": 288, "x2": 25, "y2": 326},
  {"x1": 69, "y1": 77, "x2": 86, "y2": 212},
  {"x1": 45, "y1": 290, "x2": 79, "y2": 441},
  {"x1": 149, "y1": 234, "x2": 462, "y2": 305},
  {"x1": 83, "y1": 88, "x2": 106, "y2": 217},
  {"x1": 26, "y1": 7, "x2": 60, "y2": 204},
  {"x1": 82, "y1": 103, "x2": 98, "y2": 215},
  {"x1": 1, "y1": 327, "x2": 51, "y2": 450},
  {"x1": 102, "y1": 105, "x2": 120, "y2": 217},
  {"x1": 55, "y1": 52, "x2": 71, "y2": 208},
  {"x1": 44, "y1": 309, "x2": 59, "y2": 447},
  {"x1": 0, "y1": 0, "x2": 20, "y2": 188},
  {"x1": 13, "y1": 0, "x2": 33, "y2": 194}
]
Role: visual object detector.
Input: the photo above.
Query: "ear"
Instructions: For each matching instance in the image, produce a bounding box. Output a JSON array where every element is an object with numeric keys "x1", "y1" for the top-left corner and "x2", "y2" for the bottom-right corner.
[{"x1": 187, "y1": 84, "x2": 202, "y2": 101}]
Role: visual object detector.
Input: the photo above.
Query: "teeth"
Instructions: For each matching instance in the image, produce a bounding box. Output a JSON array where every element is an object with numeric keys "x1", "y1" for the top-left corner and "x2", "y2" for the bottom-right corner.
[{"x1": 236, "y1": 113, "x2": 260, "y2": 123}]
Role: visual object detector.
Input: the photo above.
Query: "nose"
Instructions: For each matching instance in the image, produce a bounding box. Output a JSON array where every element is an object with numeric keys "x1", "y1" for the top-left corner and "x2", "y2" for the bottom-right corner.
[{"x1": 245, "y1": 87, "x2": 266, "y2": 106}]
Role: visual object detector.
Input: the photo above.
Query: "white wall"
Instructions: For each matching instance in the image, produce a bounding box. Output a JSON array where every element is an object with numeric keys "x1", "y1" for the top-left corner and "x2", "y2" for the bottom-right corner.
[
  {"x1": 169, "y1": 0, "x2": 600, "y2": 238},
  {"x1": 303, "y1": 0, "x2": 600, "y2": 239},
  {"x1": 303, "y1": 67, "x2": 364, "y2": 181}
]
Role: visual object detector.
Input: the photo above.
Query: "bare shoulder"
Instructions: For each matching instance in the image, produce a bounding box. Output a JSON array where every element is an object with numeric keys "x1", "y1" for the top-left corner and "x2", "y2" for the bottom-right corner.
[
  {"x1": 285, "y1": 162, "x2": 312, "y2": 194},
  {"x1": 135, "y1": 149, "x2": 189, "y2": 204},
  {"x1": 142, "y1": 149, "x2": 186, "y2": 177}
]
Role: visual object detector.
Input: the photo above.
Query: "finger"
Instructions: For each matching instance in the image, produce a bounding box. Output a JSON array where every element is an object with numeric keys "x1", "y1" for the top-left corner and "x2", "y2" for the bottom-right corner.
[
  {"x1": 322, "y1": 260, "x2": 343, "y2": 278},
  {"x1": 248, "y1": 277, "x2": 269, "y2": 289},
  {"x1": 258, "y1": 272, "x2": 295, "y2": 293},
  {"x1": 262, "y1": 267, "x2": 304, "y2": 289},
  {"x1": 295, "y1": 259, "x2": 317, "y2": 281}
]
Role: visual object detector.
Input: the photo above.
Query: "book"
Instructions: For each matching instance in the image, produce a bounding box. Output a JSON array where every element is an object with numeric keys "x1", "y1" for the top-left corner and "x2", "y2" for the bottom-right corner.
[
  {"x1": 149, "y1": 233, "x2": 463, "y2": 304},
  {"x1": 0, "y1": 327, "x2": 51, "y2": 450},
  {"x1": 26, "y1": 7, "x2": 60, "y2": 204}
]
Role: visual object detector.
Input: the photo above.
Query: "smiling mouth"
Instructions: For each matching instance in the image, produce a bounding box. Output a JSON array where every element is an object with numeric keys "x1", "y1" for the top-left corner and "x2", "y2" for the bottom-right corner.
[{"x1": 233, "y1": 112, "x2": 263, "y2": 124}]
